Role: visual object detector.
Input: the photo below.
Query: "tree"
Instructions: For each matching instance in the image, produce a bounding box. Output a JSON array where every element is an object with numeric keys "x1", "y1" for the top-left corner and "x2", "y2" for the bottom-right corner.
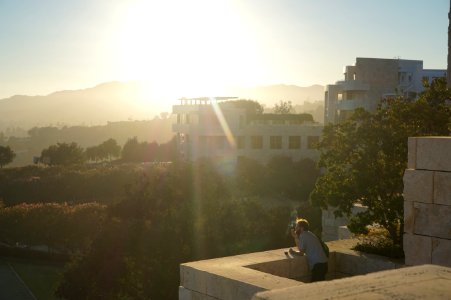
[
  {"x1": 101, "y1": 138, "x2": 121, "y2": 160},
  {"x1": 55, "y1": 160, "x2": 292, "y2": 299},
  {"x1": 311, "y1": 78, "x2": 451, "y2": 246},
  {"x1": 86, "y1": 138, "x2": 121, "y2": 162},
  {"x1": 0, "y1": 145, "x2": 15, "y2": 168},
  {"x1": 40, "y1": 142, "x2": 85, "y2": 166},
  {"x1": 274, "y1": 100, "x2": 294, "y2": 114},
  {"x1": 221, "y1": 99, "x2": 264, "y2": 115}
]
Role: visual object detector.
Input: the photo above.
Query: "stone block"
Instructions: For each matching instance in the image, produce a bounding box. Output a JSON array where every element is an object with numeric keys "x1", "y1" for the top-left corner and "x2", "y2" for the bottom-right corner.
[
  {"x1": 180, "y1": 265, "x2": 208, "y2": 294},
  {"x1": 179, "y1": 286, "x2": 192, "y2": 300},
  {"x1": 434, "y1": 171, "x2": 451, "y2": 206},
  {"x1": 361, "y1": 255, "x2": 399, "y2": 274},
  {"x1": 403, "y1": 233, "x2": 431, "y2": 266},
  {"x1": 432, "y1": 237, "x2": 451, "y2": 267},
  {"x1": 252, "y1": 265, "x2": 451, "y2": 300},
  {"x1": 416, "y1": 137, "x2": 451, "y2": 172},
  {"x1": 288, "y1": 256, "x2": 309, "y2": 279},
  {"x1": 404, "y1": 200, "x2": 415, "y2": 234},
  {"x1": 338, "y1": 225, "x2": 352, "y2": 239},
  {"x1": 235, "y1": 282, "x2": 266, "y2": 300},
  {"x1": 334, "y1": 251, "x2": 366, "y2": 275},
  {"x1": 403, "y1": 169, "x2": 433, "y2": 203},
  {"x1": 407, "y1": 137, "x2": 417, "y2": 169},
  {"x1": 413, "y1": 202, "x2": 451, "y2": 240},
  {"x1": 179, "y1": 286, "x2": 218, "y2": 300}
]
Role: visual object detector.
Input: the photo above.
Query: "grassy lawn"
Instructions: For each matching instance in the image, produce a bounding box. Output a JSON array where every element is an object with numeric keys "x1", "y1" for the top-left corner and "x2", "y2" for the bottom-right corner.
[{"x1": 2, "y1": 257, "x2": 65, "y2": 300}]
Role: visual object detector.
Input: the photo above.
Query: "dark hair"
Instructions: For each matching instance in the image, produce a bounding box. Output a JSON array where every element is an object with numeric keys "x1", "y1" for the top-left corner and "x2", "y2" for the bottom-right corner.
[{"x1": 296, "y1": 218, "x2": 309, "y2": 231}]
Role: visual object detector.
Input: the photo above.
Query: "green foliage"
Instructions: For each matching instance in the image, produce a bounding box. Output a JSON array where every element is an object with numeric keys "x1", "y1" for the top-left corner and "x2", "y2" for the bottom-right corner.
[
  {"x1": 40, "y1": 142, "x2": 85, "y2": 166},
  {"x1": 56, "y1": 160, "x2": 293, "y2": 299},
  {"x1": 0, "y1": 202, "x2": 106, "y2": 253},
  {"x1": 86, "y1": 138, "x2": 121, "y2": 162},
  {"x1": 353, "y1": 233, "x2": 404, "y2": 259},
  {"x1": 274, "y1": 100, "x2": 294, "y2": 114},
  {"x1": 220, "y1": 99, "x2": 264, "y2": 115},
  {"x1": 0, "y1": 145, "x2": 15, "y2": 168},
  {"x1": 121, "y1": 137, "x2": 178, "y2": 162},
  {"x1": 0, "y1": 165, "x2": 138, "y2": 206},
  {"x1": 6, "y1": 119, "x2": 173, "y2": 167},
  {"x1": 311, "y1": 78, "x2": 451, "y2": 246},
  {"x1": 235, "y1": 156, "x2": 320, "y2": 201}
]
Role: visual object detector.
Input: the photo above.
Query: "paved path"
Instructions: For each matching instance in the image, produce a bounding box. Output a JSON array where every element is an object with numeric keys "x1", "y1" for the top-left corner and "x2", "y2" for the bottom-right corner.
[{"x1": 0, "y1": 259, "x2": 36, "y2": 300}]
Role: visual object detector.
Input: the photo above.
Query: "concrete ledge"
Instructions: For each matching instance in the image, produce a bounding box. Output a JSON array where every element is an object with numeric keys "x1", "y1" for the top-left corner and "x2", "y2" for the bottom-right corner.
[
  {"x1": 252, "y1": 264, "x2": 451, "y2": 300},
  {"x1": 179, "y1": 239, "x2": 405, "y2": 300}
]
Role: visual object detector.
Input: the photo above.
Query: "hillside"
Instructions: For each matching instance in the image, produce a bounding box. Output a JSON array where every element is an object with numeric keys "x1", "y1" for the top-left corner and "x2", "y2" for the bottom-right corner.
[{"x1": 0, "y1": 82, "x2": 324, "y2": 132}]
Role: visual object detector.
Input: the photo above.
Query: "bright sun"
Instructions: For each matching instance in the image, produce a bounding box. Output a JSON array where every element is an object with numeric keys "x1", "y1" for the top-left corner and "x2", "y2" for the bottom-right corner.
[{"x1": 113, "y1": 0, "x2": 263, "y2": 100}]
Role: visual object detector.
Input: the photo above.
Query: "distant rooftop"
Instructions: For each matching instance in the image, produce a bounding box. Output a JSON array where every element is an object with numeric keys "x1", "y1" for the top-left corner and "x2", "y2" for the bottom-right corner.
[{"x1": 178, "y1": 97, "x2": 238, "y2": 105}]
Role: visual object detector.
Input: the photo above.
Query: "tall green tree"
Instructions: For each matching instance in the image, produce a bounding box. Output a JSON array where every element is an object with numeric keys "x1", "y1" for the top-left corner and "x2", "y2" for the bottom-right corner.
[
  {"x1": 0, "y1": 145, "x2": 15, "y2": 168},
  {"x1": 86, "y1": 138, "x2": 121, "y2": 162},
  {"x1": 311, "y1": 78, "x2": 451, "y2": 245},
  {"x1": 40, "y1": 142, "x2": 85, "y2": 166}
]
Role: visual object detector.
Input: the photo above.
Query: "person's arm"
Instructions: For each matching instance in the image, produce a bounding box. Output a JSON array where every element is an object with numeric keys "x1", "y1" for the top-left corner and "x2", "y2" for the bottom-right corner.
[{"x1": 290, "y1": 229, "x2": 305, "y2": 255}]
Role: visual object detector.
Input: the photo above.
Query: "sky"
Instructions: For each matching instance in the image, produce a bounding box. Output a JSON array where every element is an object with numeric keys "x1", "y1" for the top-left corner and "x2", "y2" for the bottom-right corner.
[{"x1": 0, "y1": 0, "x2": 449, "y2": 100}]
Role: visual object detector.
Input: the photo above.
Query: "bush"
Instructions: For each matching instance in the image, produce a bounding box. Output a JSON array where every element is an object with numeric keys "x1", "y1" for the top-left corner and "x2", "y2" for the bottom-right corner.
[{"x1": 352, "y1": 228, "x2": 404, "y2": 259}]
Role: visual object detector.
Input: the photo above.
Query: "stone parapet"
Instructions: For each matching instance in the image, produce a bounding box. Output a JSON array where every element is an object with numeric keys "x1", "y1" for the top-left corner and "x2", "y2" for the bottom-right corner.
[
  {"x1": 179, "y1": 239, "x2": 404, "y2": 300},
  {"x1": 403, "y1": 137, "x2": 451, "y2": 268},
  {"x1": 252, "y1": 265, "x2": 451, "y2": 300}
]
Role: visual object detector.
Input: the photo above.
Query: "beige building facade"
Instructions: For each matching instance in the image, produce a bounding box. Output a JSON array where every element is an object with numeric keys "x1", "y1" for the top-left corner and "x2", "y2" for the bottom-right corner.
[
  {"x1": 172, "y1": 98, "x2": 322, "y2": 169},
  {"x1": 325, "y1": 57, "x2": 446, "y2": 124}
]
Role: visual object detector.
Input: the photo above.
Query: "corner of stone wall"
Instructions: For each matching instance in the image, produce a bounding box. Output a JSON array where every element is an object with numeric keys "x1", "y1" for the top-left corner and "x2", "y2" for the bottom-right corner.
[{"x1": 403, "y1": 137, "x2": 451, "y2": 267}]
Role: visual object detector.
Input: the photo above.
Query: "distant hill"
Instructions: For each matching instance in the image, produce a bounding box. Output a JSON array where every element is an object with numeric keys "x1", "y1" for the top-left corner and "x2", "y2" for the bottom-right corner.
[
  {"x1": 0, "y1": 82, "x2": 163, "y2": 131},
  {"x1": 0, "y1": 82, "x2": 324, "y2": 132}
]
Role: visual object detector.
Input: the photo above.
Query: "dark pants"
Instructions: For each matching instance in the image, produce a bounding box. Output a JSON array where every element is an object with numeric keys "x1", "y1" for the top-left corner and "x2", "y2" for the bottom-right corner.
[{"x1": 311, "y1": 262, "x2": 328, "y2": 282}]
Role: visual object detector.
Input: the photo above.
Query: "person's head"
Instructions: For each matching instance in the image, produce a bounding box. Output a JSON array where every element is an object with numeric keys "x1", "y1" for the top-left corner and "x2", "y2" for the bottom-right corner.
[{"x1": 295, "y1": 218, "x2": 309, "y2": 234}]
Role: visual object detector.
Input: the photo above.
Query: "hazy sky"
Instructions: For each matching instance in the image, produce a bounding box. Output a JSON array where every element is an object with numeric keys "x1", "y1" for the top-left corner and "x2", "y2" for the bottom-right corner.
[{"x1": 0, "y1": 0, "x2": 449, "y2": 99}]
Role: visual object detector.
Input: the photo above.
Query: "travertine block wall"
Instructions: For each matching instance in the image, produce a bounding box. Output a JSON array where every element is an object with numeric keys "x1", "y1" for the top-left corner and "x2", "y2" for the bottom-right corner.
[
  {"x1": 322, "y1": 205, "x2": 366, "y2": 241},
  {"x1": 403, "y1": 137, "x2": 451, "y2": 267}
]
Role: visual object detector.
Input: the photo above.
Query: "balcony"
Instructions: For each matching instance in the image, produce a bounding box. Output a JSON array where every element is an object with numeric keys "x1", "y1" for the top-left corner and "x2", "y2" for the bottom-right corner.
[
  {"x1": 336, "y1": 80, "x2": 370, "y2": 91},
  {"x1": 336, "y1": 99, "x2": 368, "y2": 111}
]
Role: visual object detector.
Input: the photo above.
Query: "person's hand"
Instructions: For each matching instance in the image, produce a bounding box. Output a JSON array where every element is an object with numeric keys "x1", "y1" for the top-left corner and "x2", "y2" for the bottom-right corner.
[{"x1": 290, "y1": 228, "x2": 297, "y2": 238}]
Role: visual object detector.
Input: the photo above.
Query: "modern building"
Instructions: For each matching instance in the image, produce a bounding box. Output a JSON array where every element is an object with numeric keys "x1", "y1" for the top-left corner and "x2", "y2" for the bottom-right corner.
[
  {"x1": 172, "y1": 97, "x2": 323, "y2": 169},
  {"x1": 324, "y1": 57, "x2": 446, "y2": 124}
]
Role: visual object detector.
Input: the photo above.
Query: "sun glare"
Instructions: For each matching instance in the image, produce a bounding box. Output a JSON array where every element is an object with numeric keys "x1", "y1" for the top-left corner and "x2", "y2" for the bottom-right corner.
[{"x1": 114, "y1": 0, "x2": 263, "y2": 101}]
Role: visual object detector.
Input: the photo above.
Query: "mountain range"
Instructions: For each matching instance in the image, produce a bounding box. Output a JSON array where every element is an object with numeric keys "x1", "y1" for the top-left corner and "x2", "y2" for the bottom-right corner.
[{"x1": 0, "y1": 82, "x2": 325, "y2": 133}]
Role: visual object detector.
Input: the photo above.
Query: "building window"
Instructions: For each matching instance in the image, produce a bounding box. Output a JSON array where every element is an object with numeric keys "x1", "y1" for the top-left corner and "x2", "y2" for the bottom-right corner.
[
  {"x1": 307, "y1": 136, "x2": 319, "y2": 149},
  {"x1": 236, "y1": 136, "x2": 245, "y2": 149},
  {"x1": 251, "y1": 136, "x2": 263, "y2": 149},
  {"x1": 270, "y1": 136, "x2": 282, "y2": 149},
  {"x1": 289, "y1": 136, "x2": 301, "y2": 149}
]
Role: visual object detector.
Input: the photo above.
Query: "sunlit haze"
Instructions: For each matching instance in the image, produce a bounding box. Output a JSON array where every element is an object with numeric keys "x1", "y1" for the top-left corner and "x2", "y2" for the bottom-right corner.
[{"x1": 0, "y1": 0, "x2": 448, "y2": 112}]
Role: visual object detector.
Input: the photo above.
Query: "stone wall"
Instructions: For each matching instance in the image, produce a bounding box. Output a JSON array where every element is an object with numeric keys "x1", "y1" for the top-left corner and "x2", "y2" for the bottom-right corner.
[
  {"x1": 403, "y1": 137, "x2": 451, "y2": 267},
  {"x1": 322, "y1": 205, "x2": 366, "y2": 241},
  {"x1": 179, "y1": 239, "x2": 403, "y2": 300}
]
